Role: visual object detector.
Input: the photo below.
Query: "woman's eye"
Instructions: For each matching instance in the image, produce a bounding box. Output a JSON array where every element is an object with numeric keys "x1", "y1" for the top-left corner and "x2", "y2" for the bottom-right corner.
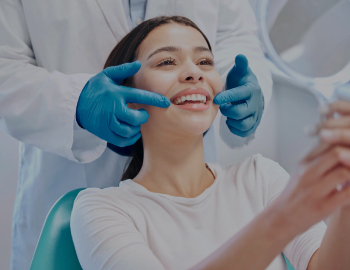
[
  {"x1": 157, "y1": 59, "x2": 176, "y2": 66},
  {"x1": 198, "y1": 59, "x2": 214, "y2": 66}
]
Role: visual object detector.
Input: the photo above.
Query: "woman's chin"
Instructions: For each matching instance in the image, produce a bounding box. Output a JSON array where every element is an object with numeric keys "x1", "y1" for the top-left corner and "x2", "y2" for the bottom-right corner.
[
  {"x1": 177, "y1": 121, "x2": 213, "y2": 136},
  {"x1": 169, "y1": 109, "x2": 217, "y2": 135},
  {"x1": 146, "y1": 106, "x2": 217, "y2": 136}
]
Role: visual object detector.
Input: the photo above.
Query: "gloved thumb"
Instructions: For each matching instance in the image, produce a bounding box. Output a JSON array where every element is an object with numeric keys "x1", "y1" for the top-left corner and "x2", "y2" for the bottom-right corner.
[
  {"x1": 226, "y1": 54, "x2": 249, "y2": 89},
  {"x1": 234, "y1": 54, "x2": 249, "y2": 75},
  {"x1": 102, "y1": 61, "x2": 142, "y2": 85}
]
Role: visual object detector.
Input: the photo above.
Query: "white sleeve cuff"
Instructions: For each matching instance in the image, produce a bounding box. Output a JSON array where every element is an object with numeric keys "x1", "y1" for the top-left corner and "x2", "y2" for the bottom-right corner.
[
  {"x1": 219, "y1": 114, "x2": 256, "y2": 149},
  {"x1": 74, "y1": 114, "x2": 84, "y2": 131},
  {"x1": 65, "y1": 73, "x2": 107, "y2": 163}
]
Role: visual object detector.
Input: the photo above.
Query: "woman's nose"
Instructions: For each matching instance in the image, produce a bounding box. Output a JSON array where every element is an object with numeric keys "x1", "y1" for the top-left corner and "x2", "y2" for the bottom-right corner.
[{"x1": 179, "y1": 64, "x2": 204, "y2": 83}]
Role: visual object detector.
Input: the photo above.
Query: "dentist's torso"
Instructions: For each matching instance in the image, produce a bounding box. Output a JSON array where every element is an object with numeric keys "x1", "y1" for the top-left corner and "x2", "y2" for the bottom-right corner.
[{"x1": 11, "y1": 0, "x2": 228, "y2": 269}]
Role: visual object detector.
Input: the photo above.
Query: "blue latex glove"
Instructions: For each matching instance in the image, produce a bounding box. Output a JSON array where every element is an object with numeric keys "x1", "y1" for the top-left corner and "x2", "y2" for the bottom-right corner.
[
  {"x1": 213, "y1": 54, "x2": 264, "y2": 138},
  {"x1": 76, "y1": 61, "x2": 170, "y2": 148}
]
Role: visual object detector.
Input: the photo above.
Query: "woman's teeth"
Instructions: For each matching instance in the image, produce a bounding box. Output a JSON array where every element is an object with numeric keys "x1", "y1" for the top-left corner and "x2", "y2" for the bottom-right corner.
[{"x1": 174, "y1": 94, "x2": 207, "y2": 105}]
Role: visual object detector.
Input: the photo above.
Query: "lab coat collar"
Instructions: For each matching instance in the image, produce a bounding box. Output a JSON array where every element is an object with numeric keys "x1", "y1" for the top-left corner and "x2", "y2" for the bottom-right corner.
[
  {"x1": 96, "y1": 0, "x2": 176, "y2": 40},
  {"x1": 144, "y1": 0, "x2": 169, "y2": 20},
  {"x1": 96, "y1": 0, "x2": 130, "y2": 40}
]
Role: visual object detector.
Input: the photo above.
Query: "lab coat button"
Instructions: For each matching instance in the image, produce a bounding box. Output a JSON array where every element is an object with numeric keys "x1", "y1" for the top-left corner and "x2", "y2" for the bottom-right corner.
[{"x1": 136, "y1": 18, "x2": 143, "y2": 25}]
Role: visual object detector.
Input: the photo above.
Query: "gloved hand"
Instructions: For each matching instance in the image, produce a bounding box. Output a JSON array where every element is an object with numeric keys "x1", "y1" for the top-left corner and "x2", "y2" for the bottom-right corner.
[
  {"x1": 213, "y1": 54, "x2": 264, "y2": 138},
  {"x1": 76, "y1": 61, "x2": 170, "y2": 148}
]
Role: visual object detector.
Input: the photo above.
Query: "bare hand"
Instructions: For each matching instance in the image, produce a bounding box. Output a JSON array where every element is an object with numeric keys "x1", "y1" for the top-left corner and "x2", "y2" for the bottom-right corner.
[{"x1": 271, "y1": 100, "x2": 350, "y2": 235}]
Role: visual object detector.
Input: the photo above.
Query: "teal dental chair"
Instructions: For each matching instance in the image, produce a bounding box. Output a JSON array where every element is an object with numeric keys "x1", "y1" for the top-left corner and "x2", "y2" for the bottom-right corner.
[
  {"x1": 29, "y1": 188, "x2": 295, "y2": 270},
  {"x1": 30, "y1": 188, "x2": 85, "y2": 270}
]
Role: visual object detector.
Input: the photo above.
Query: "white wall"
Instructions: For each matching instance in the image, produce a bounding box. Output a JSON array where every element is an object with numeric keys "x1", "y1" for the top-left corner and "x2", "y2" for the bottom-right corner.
[{"x1": 0, "y1": 130, "x2": 19, "y2": 270}]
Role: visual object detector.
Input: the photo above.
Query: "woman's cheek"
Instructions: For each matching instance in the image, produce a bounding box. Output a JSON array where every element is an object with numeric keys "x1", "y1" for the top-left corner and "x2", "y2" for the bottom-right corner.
[
  {"x1": 140, "y1": 106, "x2": 169, "y2": 131},
  {"x1": 142, "y1": 71, "x2": 177, "y2": 96},
  {"x1": 213, "y1": 104, "x2": 220, "y2": 114},
  {"x1": 211, "y1": 73, "x2": 224, "y2": 95},
  {"x1": 209, "y1": 72, "x2": 222, "y2": 116}
]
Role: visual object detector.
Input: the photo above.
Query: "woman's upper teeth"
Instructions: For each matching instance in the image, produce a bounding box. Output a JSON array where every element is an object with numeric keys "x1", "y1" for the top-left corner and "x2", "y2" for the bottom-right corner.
[{"x1": 174, "y1": 94, "x2": 207, "y2": 105}]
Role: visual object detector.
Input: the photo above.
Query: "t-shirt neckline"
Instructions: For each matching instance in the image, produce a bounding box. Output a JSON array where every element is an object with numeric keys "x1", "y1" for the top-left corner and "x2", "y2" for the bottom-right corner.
[{"x1": 120, "y1": 163, "x2": 220, "y2": 205}]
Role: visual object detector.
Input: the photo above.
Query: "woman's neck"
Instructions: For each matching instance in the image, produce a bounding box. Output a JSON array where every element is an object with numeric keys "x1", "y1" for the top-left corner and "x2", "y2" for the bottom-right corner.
[{"x1": 132, "y1": 130, "x2": 215, "y2": 198}]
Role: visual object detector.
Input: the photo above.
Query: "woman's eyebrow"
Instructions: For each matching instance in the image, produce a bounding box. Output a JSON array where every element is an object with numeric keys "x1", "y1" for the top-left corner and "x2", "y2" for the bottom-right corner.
[
  {"x1": 147, "y1": 46, "x2": 212, "y2": 60},
  {"x1": 147, "y1": 46, "x2": 181, "y2": 60},
  {"x1": 193, "y1": 46, "x2": 212, "y2": 55}
]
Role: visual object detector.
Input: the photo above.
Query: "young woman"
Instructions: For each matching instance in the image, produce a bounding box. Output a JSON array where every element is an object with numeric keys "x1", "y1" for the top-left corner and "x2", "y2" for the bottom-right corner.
[{"x1": 71, "y1": 16, "x2": 350, "y2": 270}]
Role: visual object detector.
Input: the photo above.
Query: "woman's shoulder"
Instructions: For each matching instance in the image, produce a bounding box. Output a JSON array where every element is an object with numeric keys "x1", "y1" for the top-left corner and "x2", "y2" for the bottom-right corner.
[
  {"x1": 213, "y1": 154, "x2": 283, "y2": 174},
  {"x1": 211, "y1": 154, "x2": 290, "y2": 187},
  {"x1": 71, "y1": 186, "x2": 135, "y2": 230},
  {"x1": 211, "y1": 154, "x2": 291, "y2": 208},
  {"x1": 75, "y1": 186, "x2": 121, "y2": 198},
  {"x1": 72, "y1": 186, "x2": 128, "y2": 212}
]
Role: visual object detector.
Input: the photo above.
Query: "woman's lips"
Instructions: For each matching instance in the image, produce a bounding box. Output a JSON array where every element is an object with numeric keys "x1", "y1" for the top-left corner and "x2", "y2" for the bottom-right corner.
[
  {"x1": 170, "y1": 88, "x2": 210, "y2": 111},
  {"x1": 174, "y1": 102, "x2": 209, "y2": 111}
]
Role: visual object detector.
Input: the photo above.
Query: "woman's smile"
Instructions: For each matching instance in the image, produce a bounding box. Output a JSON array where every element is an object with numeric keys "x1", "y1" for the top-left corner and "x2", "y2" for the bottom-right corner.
[{"x1": 171, "y1": 87, "x2": 210, "y2": 111}]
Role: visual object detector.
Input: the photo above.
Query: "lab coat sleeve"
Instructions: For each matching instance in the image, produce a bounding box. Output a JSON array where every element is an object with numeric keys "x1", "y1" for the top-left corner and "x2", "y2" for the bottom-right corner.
[
  {"x1": 0, "y1": 0, "x2": 106, "y2": 163},
  {"x1": 214, "y1": 0, "x2": 273, "y2": 149}
]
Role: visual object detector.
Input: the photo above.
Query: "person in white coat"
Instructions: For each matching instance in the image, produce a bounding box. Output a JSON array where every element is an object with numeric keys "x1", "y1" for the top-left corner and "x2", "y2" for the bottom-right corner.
[{"x1": 0, "y1": 0, "x2": 272, "y2": 269}]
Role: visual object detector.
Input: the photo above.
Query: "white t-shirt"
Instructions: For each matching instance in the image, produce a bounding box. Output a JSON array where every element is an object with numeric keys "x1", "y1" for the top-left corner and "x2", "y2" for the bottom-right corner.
[{"x1": 71, "y1": 154, "x2": 326, "y2": 270}]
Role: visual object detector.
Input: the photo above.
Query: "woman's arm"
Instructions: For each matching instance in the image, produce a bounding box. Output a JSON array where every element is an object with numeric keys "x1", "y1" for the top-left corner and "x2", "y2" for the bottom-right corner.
[
  {"x1": 192, "y1": 101, "x2": 350, "y2": 269},
  {"x1": 190, "y1": 201, "x2": 297, "y2": 270},
  {"x1": 306, "y1": 100, "x2": 350, "y2": 270},
  {"x1": 308, "y1": 207, "x2": 350, "y2": 270}
]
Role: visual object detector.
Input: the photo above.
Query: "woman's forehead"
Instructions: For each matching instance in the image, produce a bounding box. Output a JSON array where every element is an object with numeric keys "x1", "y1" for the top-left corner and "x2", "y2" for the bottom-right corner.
[{"x1": 137, "y1": 24, "x2": 209, "y2": 59}]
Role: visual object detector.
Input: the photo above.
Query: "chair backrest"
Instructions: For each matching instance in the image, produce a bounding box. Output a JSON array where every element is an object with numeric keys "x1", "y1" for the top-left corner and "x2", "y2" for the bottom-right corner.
[
  {"x1": 283, "y1": 253, "x2": 295, "y2": 270},
  {"x1": 30, "y1": 188, "x2": 85, "y2": 270}
]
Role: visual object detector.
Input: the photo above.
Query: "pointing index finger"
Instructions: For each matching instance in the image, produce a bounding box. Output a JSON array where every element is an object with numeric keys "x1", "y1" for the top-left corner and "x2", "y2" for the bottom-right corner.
[
  {"x1": 103, "y1": 61, "x2": 141, "y2": 85},
  {"x1": 124, "y1": 86, "x2": 171, "y2": 108},
  {"x1": 214, "y1": 85, "x2": 251, "y2": 105}
]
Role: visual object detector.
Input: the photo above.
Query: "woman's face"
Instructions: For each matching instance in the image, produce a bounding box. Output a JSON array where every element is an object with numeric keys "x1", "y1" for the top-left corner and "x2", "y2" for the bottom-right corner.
[{"x1": 132, "y1": 23, "x2": 223, "y2": 137}]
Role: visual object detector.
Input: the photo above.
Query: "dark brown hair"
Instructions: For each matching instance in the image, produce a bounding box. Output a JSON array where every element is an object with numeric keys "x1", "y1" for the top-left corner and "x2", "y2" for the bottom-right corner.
[{"x1": 104, "y1": 16, "x2": 212, "y2": 181}]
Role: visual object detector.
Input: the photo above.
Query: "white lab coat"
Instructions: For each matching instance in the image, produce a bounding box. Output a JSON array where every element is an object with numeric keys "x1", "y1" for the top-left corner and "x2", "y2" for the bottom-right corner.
[{"x1": 0, "y1": 0, "x2": 272, "y2": 269}]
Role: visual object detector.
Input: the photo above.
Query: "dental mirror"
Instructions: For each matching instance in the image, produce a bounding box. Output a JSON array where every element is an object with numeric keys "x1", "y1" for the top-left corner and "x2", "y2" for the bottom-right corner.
[{"x1": 257, "y1": 0, "x2": 350, "y2": 104}]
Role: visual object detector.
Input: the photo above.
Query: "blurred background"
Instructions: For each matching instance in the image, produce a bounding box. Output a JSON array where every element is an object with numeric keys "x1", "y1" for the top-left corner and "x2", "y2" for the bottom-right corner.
[
  {"x1": 1, "y1": 0, "x2": 349, "y2": 269},
  {"x1": 0, "y1": 129, "x2": 19, "y2": 270}
]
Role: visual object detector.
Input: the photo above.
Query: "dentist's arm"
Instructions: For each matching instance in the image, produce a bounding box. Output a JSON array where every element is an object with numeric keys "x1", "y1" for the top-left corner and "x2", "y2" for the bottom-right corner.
[
  {"x1": 0, "y1": 0, "x2": 100, "y2": 163},
  {"x1": 76, "y1": 61, "x2": 170, "y2": 150},
  {"x1": 214, "y1": 0, "x2": 272, "y2": 148},
  {"x1": 0, "y1": 0, "x2": 169, "y2": 163}
]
